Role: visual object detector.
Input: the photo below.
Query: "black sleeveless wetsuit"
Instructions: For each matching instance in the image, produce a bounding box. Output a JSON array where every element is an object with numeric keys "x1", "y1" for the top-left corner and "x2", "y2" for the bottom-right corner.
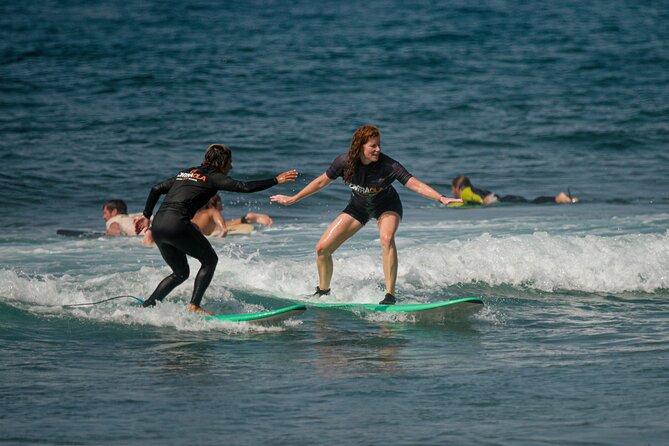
[
  {"x1": 141, "y1": 165, "x2": 277, "y2": 307},
  {"x1": 326, "y1": 152, "x2": 413, "y2": 224}
]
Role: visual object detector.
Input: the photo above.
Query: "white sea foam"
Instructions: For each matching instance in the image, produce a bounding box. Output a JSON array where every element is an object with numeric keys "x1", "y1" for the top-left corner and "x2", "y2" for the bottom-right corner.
[
  {"x1": 213, "y1": 230, "x2": 669, "y2": 296},
  {"x1": 0, "y1": 269, "x2": 290, "y2": 333},
  {"x1": 2, "y1": 230, "x2": 667, "y2": 324},
  {"x1": 398, "y1": 231, "x2": 669, "y2": 293}
]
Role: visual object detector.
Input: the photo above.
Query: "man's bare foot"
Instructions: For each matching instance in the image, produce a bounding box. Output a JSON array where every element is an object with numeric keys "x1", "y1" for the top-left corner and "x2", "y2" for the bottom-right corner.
[
  {"x1": 555, "y1": 192, "x2": 579, "y2": 204},
  {"x1": 188, "y1": 303, "x2": 213, "y2": 315},
  {"x1": 245, "y1": 212, "x2": 273, "y2": 226}
]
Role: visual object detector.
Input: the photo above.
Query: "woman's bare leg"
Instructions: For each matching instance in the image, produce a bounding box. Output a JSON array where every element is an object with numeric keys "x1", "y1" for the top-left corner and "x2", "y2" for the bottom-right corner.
[
  {"x1": 315, "y1": 213, "x2": 363, "y2": 291},
  {"x1": 377, "y1": 211, "x2": 401, "y2": 295}
]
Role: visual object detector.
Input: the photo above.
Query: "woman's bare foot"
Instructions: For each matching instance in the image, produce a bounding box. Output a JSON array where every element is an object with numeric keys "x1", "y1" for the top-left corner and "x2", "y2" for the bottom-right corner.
[
  {"x1": 555, "y1": 192, "x2": 579, "y2": 204},
  {"x1": 188, "y1": 303, "x2": 213, "y2": 315}
]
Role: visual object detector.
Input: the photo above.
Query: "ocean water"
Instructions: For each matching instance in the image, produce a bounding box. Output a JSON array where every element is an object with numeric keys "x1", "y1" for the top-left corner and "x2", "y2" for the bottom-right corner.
[{"x1": 1, "y1": 0, "x2": 669, "y2": 444}]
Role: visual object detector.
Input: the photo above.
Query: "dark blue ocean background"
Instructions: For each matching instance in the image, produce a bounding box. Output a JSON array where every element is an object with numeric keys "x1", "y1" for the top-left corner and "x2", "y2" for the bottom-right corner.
[{"x1": 1, "y1": 1, "x2": 668, "y2": 445}]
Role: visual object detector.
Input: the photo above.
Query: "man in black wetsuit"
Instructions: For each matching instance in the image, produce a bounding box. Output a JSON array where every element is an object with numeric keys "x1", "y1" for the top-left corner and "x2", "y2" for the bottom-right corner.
[
  {"x1": 135, "y1": 144, "x2": 297, "y2": 314},
  {"x1": 271, "y1": 125, "x2": 461, "y2": 305}
]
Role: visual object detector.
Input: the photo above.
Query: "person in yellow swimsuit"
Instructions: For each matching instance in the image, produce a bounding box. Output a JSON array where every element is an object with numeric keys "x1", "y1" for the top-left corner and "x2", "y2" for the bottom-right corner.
[{"x1": 451, "y1": 175, "x2": 578, "y2": 206}]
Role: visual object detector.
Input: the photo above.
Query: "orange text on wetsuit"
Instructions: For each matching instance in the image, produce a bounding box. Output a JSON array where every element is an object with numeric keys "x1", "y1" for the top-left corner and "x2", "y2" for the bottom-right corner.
[{"x1": 176, "y1": 170, "x2": 208, "y2": 182}]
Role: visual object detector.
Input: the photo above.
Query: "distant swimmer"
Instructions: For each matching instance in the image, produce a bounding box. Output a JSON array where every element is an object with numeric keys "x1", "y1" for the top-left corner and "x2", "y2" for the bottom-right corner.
[
  {"x1": 271, "y1": 124, "x2": 462, "y2": 305},
  {"x1": 102, "y1": 199, "x2": 157, "y2": 247},
  {"x1": 102, "y1": 199, "x2": 146, "y2": 236},
  {"x1": 135, "y1": 144, "x2": 297, "y2": 315},
  {"x1": 451, "y1": 175, "x2": 579, "y2": 206}
]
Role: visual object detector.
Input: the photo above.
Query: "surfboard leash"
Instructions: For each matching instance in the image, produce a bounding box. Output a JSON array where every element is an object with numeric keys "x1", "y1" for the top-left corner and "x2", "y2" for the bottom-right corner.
[{"x1": 62, "y1": 295, "x2": 145, "y2": 308}]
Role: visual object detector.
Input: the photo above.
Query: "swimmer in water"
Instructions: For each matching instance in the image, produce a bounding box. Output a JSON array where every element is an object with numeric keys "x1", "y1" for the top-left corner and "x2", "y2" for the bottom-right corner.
[{"x1": 451, "y1": 175, "x2": 579, "y2": 206}]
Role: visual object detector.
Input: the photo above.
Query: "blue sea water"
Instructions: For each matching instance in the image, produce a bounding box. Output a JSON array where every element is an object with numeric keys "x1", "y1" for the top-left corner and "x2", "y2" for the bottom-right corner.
[{"x1": 1, "y1": 0, "x2": 669, "y2": 444}]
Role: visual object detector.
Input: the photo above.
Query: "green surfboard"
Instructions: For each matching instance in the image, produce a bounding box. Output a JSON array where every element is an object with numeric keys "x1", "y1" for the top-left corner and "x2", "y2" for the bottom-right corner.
[
  {"x1": 280, "y1": 297, "x2": 483, "y2": 322},
  {"x1": 205, "y1": 304, "x2": 306, "y2": 325}
]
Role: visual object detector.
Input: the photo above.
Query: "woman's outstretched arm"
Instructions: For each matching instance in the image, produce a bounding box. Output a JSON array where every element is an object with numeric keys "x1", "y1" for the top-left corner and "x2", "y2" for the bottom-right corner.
[
  {"x1": 404, "y1": 177, "x2": 462, "y2": 205},
  {"x1": 271, "y1": 173, "x2": 333, "y2": 206}
]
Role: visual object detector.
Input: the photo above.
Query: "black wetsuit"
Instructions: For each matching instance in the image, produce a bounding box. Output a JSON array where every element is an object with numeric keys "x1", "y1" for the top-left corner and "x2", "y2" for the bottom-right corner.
[
  {"x1": 141, "y1": 165, "x2": 278, "y2": 307},
  {"x1": 326, "y1": 152, "x2": 413, "y2": 224},
  {"x1": 498, "y1": 194, "x2": 555, "y2": 204},
  {"x1": 464, "y1": 186, "x2": 555, "y2": 204}
]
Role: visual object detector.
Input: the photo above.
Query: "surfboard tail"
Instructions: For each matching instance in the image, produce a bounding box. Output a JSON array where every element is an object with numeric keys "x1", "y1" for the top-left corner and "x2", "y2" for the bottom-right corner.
[{"x1": 205, "y1": 304, "x2": 307, "y2": 325}]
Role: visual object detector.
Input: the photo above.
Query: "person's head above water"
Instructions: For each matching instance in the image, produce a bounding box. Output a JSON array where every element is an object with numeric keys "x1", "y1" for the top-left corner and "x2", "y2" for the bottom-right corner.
[
  {"x1": 203, "y1": 193, "x2": 223, "y2": 211},
  {"x1": 344, "y1": 124, "x2": 381, "y2": 184},
  {"x1": 451, "y1": 175, "x2": 472, "y2": 198},
  {"x1": 102, "y1": 199, "x2": 128, "y2": 222},
  {"x1": 203, "y1": 144, "x2": 232, "y2": 174}
]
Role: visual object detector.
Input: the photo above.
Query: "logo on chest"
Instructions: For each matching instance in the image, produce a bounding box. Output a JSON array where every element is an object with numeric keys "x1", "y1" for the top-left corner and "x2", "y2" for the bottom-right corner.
[
  {"x1": 347, "y1": 183, "x2": 385, "y2": 195},
  {"x1": 176, "y1": 169, "x2": 207, "y2": 183}
]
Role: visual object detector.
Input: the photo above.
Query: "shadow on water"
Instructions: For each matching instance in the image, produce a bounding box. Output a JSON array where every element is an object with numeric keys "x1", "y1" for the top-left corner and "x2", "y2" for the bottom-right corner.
[
  {"x1": 306, "y1": 313, "x2": 408, "y2": 377},
  {"x1": 225, "y1": 287, "x2": 486, "y2": 375},
  {"x1": 250, "y1": 294, "x2": 486, "y2": 378}
]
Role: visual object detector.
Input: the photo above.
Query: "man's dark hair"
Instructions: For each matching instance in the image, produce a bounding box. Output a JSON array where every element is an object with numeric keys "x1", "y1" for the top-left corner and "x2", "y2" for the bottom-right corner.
[{"x1": 103, "y1": 199, "x2": 128, "y2": 215}]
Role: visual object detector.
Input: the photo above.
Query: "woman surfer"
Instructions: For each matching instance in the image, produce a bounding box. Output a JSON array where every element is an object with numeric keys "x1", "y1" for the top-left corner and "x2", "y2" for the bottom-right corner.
[{"x1": 271, "y1": 125, "x2": 461, "y2": 304}]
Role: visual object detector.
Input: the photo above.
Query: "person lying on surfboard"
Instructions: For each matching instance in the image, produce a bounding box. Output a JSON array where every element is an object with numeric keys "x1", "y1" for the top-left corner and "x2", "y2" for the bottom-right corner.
[
  {"x1": 450, "y1": 175, "x2": 579, "y2": 206},
  {"x1": 192, "y1": 193, "x2": 273, "y2": 237},
  {"x1": 135, "y1": 144, "x2": 298, "y2": 314},
  {"x1": 271, "y1": 124, "x2": 461, "y2": 305},
  {"x1": 103, "y1": 196, "x2": 271, "y2": 245},
  {"x1": 102, "y1": 199, "x2": 147, "y2": 237},
  {"x1": 141, "y1": 193, "x2": 274, "y2": 246},
  {"x1": 102, "y1": 199, "x2": 156, "y2": 246}
]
